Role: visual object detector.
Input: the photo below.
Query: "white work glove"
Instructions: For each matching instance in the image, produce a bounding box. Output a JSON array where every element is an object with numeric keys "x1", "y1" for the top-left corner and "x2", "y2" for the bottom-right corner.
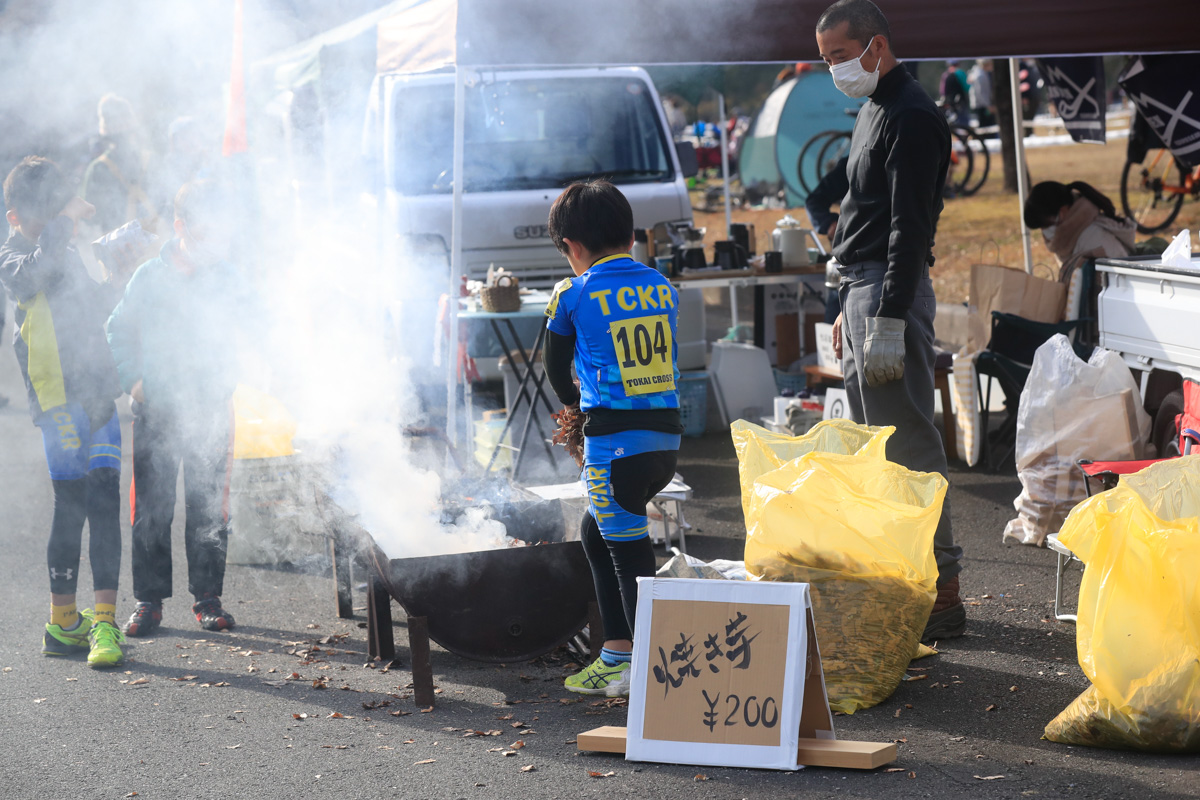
[{"x1": 863, "y1": 316, "x2": 906, "y2": 387}]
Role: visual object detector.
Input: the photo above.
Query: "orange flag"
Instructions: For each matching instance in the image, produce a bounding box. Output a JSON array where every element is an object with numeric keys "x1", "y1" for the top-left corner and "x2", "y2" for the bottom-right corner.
[{"x1": 222, "y1": 0, "x2": 247, "y2": 156}]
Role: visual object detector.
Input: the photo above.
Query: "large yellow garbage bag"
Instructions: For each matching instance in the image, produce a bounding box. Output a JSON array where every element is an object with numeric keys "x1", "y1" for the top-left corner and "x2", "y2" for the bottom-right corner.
[
  {"x1": 731, "y1": 419, "x2": 891, "y2": 517},
  {"x1": 233, "y1": 384, "x2": 297, "y2": 459},
  {"x1": 739, "y1": 421, "x2": 945, "y2": 714},
  {"x1": 1044, "y1": 456, "x2": 1200, "y2": 751}
]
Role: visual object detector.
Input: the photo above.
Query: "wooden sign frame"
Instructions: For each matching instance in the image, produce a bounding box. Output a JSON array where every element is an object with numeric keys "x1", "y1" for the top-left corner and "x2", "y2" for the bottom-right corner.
[{"x1": 624, "y1": 578, "x2": 834, "y2": 771}]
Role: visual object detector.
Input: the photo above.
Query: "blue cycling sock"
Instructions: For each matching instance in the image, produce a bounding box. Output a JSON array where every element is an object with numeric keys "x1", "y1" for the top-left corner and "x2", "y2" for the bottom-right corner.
[{"x1": 600, "y1": 647, "x2": 632, "y2": 667}]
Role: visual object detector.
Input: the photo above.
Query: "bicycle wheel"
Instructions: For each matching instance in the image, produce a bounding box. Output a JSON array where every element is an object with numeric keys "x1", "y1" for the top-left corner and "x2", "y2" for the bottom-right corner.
[
  {"x1": 1121, "y1": 150, "x2": 1186, "y2": 234},
  {"x1": 795, "y1": 130, "x2": 843, "y2": 195},
  {"x1": 956, "y1": 128, "x2": 990, "y2": 197},
  {"x1": 947, "y1": 127, "x2": 975, "y2": 197},
  {"x1": 816, "y1": 131, "x2": 852, "y2": 184}
]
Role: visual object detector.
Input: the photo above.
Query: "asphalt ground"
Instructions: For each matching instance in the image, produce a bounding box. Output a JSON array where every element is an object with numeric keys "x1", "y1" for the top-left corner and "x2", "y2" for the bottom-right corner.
[{"x1": 1, "y1": 338, "x2": 1198, "y2": 799}]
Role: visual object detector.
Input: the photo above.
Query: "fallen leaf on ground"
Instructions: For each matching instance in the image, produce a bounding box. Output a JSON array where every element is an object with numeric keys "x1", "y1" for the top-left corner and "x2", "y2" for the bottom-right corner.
[
  {"x1": 908, "y1": 772, "x2": 917, "y2": 779},
  {"x1": 894, "y1": 708, "x2": 902, "y2": 717},
  {"x1": 390, "y1": 710, "x2": 411, "y2": 717},
  {"x1": 985, "y1": 704, "x2": 998, "y2": 712},
  {"x1": 903, "y1": 673, "x2": 928, "y2": 682},
  {"x1": 589, "y1": 770, "x2": 617, "y2": 779},
  {"x1": 129, "y1": 678, "x2": 149, "y2": 686},
  {"x1": 419, "y1": 707, "x2": 433, "y2": 713},
  {"x1": 520, "y1": 765, "x2": 536, "y2": 773},
  {"x1": 414, "y1": 759, "x2": 436, "y2": 765},
  {"x1": 974, "y1": 775, "x2": 1006, "y2": 781},
  {"x1": 226, "y1": 744, "x2": 242, "y2": 750},
  {"x1": 33, "y1": 698, "x2": 47, "y2": 704},
  {"x1": 510, "y1": 740, "x2": 525, "y2": 750},
  {"x1": 125, "y1": 793, "x2": 138, "y2": 798},
  {"x1": 293, "y1": 713, "x2": 308, "y2": 720},
  {"x1": 328, "y1": 712, "x2": 344, "y2": 719},
  {"x1": 885, "y1": 768, "x2": 906, "y2": 773},
  {"x1": 693, "y1": 774, "x2": 708, "y2": 781}
]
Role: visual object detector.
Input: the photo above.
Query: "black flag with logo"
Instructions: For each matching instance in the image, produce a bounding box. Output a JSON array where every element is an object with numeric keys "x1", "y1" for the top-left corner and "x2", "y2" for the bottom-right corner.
[
  {"x1": 1038, "y1": 56, "x2": 1106, "y2": 144},
  {"x1": 1118, "y1": 54, "x2": 1200, "y2": 170}
]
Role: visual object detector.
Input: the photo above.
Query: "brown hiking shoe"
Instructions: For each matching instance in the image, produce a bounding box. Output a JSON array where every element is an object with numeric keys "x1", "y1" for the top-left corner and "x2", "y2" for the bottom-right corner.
[{"x1": 923, "y1": 575, "x2": 966, "y2": 641}]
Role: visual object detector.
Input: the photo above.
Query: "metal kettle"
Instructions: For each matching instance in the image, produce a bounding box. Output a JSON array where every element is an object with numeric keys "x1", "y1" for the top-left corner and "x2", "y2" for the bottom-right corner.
[{"x1": 771, "y1": 213, "x2": 811, "y2": 268}]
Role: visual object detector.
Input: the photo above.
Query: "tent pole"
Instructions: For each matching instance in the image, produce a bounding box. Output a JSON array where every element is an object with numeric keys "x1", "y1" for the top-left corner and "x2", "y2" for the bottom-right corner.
[
  {"x1": 720, "y1": 92, "x2": 740, "y2": 330},
  {"x1": 446, "y1": 67, "x2": 466, "y2": 444},
  {"x1": 720, "y1": 93, "x2": 732, "y2": 237},
  {"x1": 1009, "y1": 59, "x2": 1033, "y2": 274}
]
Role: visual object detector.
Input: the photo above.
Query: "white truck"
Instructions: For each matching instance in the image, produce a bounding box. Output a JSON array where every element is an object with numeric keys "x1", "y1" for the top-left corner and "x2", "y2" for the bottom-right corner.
[
  {"x1": 371, "y1": 66, "x2": 696, "y2": 286},
  {"x1": 1095, "y1": 254, "x2": 1200, "y2": 456},
  {"x1": 365, "y1": 66, "x2": 699, "y2": 379}
]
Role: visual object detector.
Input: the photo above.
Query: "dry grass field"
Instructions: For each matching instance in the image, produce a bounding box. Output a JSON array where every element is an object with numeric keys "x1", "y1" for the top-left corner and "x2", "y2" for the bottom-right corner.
[{"x1": 694, "y1": 138, "x2": 1200, "y2": 305}]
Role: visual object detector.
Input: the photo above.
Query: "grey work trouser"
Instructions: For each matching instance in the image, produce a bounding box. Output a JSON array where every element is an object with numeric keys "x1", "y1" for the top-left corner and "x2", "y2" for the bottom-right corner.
[{"x1": 838, "y1": 260, "x2": 963, "y2": 582}]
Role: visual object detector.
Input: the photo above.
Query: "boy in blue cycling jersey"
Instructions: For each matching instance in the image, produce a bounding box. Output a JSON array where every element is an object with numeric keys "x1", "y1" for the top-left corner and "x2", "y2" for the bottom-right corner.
[{"x1": 542, "y1": 181, "x2": 683, "y2": 697}]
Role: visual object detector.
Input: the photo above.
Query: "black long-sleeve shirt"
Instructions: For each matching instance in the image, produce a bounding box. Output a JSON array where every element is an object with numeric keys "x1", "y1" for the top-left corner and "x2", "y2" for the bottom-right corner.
[
  {"x1": 805, "y1": 155, "x2": 849, "y2": 236},
  {"x1": 831, "y1": 66, "x2": 950, "y2": 319}
]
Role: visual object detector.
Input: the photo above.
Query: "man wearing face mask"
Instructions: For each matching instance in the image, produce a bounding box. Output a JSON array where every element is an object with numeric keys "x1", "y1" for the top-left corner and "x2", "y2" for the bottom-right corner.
[
  {"x1": 816, "y1": 0, "x2": 965, "y2": 640},
  {"x1": 106, "y1": 180, "x2": 258, "y2": 637}
]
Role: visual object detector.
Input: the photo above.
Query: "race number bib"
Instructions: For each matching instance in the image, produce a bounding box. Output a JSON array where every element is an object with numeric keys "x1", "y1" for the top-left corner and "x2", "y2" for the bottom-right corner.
[{"x1": 609, "y1": 314, "x2": 675, "y2": 396}]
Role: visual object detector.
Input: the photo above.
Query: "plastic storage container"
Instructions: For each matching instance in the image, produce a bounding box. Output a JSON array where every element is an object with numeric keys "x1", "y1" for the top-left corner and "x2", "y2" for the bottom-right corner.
[
  {"x1": 677, "y1": 371, "x2": 710, "y2": 437},
  {"x1": 773, "y1": 368, "x2": 806, "y2": 395}
]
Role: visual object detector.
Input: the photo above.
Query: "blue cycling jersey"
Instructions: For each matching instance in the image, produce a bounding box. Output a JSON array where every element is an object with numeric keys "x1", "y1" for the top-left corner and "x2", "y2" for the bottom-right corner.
[{"x1": 545, "y1": 254, "x2": 680, "y2": 413}]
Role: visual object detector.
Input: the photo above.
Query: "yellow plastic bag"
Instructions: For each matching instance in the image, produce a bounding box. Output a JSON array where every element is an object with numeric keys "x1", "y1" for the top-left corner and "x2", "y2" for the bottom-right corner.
[
  {"x1": 731, "y1": 419, "x2": 892, "y2": 518},
  {"x1": 738, "y1": 421, "x2": 945, "y2": 714},
  {"x1": 233, "y1": 384, "x2": 297, "y2": 459},
  {"x1": 1044, "y1": 456, "x2": 1200, "y2": 751}
]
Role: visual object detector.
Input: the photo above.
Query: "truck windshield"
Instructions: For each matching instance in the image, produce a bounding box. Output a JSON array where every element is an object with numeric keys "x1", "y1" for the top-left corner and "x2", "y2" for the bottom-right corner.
[{"x1": 390, "y1": 77, "x2": 673, "y2": 194}]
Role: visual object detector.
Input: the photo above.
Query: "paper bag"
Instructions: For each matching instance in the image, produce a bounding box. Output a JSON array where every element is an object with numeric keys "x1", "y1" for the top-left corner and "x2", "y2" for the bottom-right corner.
[{"x1": 967, "y1": 264, "x2": 1067, "y2": 352}]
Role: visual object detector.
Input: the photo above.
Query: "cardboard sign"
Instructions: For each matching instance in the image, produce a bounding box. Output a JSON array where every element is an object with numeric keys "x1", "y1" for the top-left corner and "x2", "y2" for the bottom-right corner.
[
  {"x1": 814, "y1": 322, "x2": 836, "y2": 369},
  {"x1": 822, "y1": 388, "x2": 849, "y2": 421},
  {"x1": 626, "y1": 578, "x2": 833, "y2": 771}
]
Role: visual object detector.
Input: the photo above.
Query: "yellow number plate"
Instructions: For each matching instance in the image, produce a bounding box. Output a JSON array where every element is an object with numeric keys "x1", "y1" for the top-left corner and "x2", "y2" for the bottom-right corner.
[{"x1": 608, "y1": 314, "x2": 675, "y2": 396}]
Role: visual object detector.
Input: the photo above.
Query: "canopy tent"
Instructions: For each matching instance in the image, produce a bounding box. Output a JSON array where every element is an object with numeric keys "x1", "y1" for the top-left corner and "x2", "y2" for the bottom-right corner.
[
  {"x1": 406, "y1": 0, "x2": 1196, "y2": 66},
  {"x1": 368, "y1": 0, "x2": 1199, "y2": 439},
  {"x1": 248, "y1": 0, "x2": 426, "y2": 211},
  {"x1": 739, "y1": 71, "x2": 864, "y2": 207}
]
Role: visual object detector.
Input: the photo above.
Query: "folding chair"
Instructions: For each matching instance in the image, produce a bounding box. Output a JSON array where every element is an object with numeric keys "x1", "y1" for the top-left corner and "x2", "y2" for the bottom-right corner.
[
  {"x1": 1046, "y1": 409, "x2": 1199, "y2": 623},
  {"x1": 976, "y1": 312, "x2": 1085, "y2": 472}
]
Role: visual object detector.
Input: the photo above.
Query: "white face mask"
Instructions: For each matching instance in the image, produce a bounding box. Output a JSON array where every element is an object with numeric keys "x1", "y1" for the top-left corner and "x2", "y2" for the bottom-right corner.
[{"x1": 830, "y1": 37, "x2": 881, "y2": 99}]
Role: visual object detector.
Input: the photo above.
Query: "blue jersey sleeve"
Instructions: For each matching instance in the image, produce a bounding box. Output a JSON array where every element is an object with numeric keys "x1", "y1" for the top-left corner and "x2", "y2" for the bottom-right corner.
[{"x1": 545, "y1": 277, "x2": 577, "y2": 336}]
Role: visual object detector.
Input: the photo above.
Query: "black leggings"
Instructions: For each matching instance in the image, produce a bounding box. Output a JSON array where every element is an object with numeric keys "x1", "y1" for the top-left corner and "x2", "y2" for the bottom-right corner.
[
  {"x1": 580, "y1": 449, "x2": 677, "y2": 643},
  {"x1": 47, "y1": 468, "x2": 122, "y2": 594}
]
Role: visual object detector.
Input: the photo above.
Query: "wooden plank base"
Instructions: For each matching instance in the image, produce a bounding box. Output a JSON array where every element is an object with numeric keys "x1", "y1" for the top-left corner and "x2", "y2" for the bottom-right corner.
[{"x1": 577, "y1": 726, "x2": 897, "y2": 770}]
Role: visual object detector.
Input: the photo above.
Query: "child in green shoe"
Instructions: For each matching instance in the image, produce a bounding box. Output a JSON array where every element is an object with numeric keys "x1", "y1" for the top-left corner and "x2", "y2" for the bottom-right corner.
[{"x1": 0, "y1": 156, "x2": 127, "y2": 668}]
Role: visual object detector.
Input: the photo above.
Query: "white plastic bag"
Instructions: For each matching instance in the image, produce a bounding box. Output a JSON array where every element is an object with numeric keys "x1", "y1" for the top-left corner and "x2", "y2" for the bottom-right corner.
[
  {"x1": 951, "y1": 349, "x2": 982, "y2": 467},
  {"x1": 1161, "y1": 229, "x2": 1192, "y2": 269},
  {"x1": 1003, "y1": 335, "x2": 1151, "y2": 546}
]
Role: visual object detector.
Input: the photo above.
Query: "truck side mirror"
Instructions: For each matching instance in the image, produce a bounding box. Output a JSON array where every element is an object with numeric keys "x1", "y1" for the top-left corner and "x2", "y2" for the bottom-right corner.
[{"x1": 675, "y1": 140, "x2": 699, "y2": 179}]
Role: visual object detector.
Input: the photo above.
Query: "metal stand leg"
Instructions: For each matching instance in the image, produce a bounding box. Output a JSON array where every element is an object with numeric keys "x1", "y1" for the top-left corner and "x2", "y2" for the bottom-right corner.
[
  {"x1": 587, "y1": 601, "x2": 604, "y2": 660},
  {"x1": 1054, "y1": 552, "x2": 1078, "y2": 623},
  {"x1": 330, "y1": 530, "x2": 353, "y2": 619},
  {"x1": 366, "y1": 574, "x2": 396, "y2": 663},
  {"x1": 408, "y1": 615, "x2": 436, "y2": 708}
]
